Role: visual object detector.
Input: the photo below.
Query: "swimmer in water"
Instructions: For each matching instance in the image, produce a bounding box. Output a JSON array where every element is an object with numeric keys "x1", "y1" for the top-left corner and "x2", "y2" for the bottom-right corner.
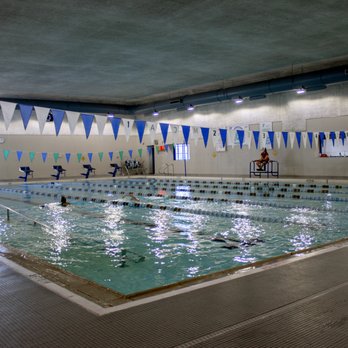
[
  {"x1": 60, "y1": 195, "x2": 70, "y2": 207},
  {"x1": 122, "y1": 193, "x2": 140, "y2": 202}
]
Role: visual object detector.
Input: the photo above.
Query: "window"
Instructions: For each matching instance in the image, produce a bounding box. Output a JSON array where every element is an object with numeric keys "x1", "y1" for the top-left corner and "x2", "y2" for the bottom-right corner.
[{"x1": 174, "y1": 143, "x2": 190, "y2": 160}]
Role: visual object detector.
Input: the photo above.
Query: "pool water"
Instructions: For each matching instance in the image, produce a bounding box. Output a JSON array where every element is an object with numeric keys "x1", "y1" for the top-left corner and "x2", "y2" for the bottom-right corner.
[{"x1": 0, "y1": 178, "x2": 347, "y2": 295}]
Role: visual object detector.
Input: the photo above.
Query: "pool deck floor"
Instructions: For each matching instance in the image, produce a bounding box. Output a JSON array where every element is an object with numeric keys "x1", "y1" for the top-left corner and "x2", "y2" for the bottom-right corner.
[{"x1": 1, "y1": 243, "x2": 347, "y2": 347}]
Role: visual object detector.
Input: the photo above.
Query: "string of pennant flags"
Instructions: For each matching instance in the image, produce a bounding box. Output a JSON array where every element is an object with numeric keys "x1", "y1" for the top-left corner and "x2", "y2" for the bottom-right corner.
[{"x1": 0, "y1": 101, "x2": 347, "y2": 151}]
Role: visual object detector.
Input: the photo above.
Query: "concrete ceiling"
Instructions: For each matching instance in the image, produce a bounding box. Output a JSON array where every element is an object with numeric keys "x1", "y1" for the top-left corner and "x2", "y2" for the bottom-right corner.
[{"x1": 1, "y1": 0, "x2": 348, "y2": 106}]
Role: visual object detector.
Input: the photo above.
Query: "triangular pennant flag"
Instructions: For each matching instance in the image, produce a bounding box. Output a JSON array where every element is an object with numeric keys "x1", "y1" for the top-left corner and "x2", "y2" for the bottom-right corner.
[
  {"x1": 66, "y1": 111, "x2": 80, "y2": 134},
  {"x1": 29, "y1": 151, "x2": 35, "y2": 162},
  {"x1": 138, "y1": 148, "x2": 143, "y2": 158},
  {"x1": 230, "y1": 130, "x2": 237, "y2": 148},
  {"x1": 253, "y1": 131, "x2": 260, "y2": 149},
  {"x1": 330, "y1": 131, "x2": 336, "y2": 146},
  {"x1": 237, "y1": 130, "x2": 244, "y2": 149},
  {"x1": 282, "y1": 132, "x2": 289, "y2": 148},
  {"x1": 0, "y1": 101, "x2": 16, "y2": 130},
  {"x1": 119, "y1": 150, "x2": 124, "y2": 160},
  {"x1": 289, "y1": 132, "x2": 295, "y2": 149},
  {"x1": 165, "y1": 144, "x2": 169, "y2": 152},
  {"x1": 160, "y1": 123, "x2": 169, "y2": 144},
  {"x1": 182, "y1": 125, "x2": 191, "y2": 144},
  {"x1": 324, "y1": 131, "x2": 330, "y2": 144},
  {"x1": 41, "y1": 152, "x2": 47, "y2": 162},
  {"x1": 3, "y1": 149, "x2": 10, "y2": 160},
  {"x1": 155, "y1": 146, "x2": 160, "y2": 154},
  {"x1": 275, "y1": 132, "x2": 282, "y2": 149},
  {"x1": 147, "y1": 122, "x2": 157, "y2": 144},
  {"x1": 319, "y1": 132, "x2": 325, "y2": 147},
  {"x1": 245, "y1": 131, "x2": 252, "y2": 149},
  {"x1": 88, "y1": 152, "x2": 93, "y2": 162},
  {"x1": 308, "y1": 132, "x2": 313, "y2": 148},
  {"x1": 135, "y1": 120, "x2": 146, "y2": 143},
  {"x1": 313, "y1": 132, "x2": 319, "y2": 148},
  {"x1": 128, "y1": 149, "x2": 133, "y2": 158},
  {"x1": 201, "y1": 127, "x2": 209, "y2": 148},
  {"x1": 123, "y1": 119, "x2": 134, "y2": 142},
  {"x1": 295, "y1": 132, "x2": 301, "y2": 148},
  {"x1": 170, "y1": 124, "x2": 179, "y2": 144},
  {"x1": 108, "y1": 151, "x2": 113, "y2": 161},
  {"x1": 95, "y1": 115, "x2": 107, "y2": 135},
  {"x1": 77, "y1": 153, "x2": 82, "y2": 162},
  {"x1": 98, "y1": 152, "x2": 104, "y2": 161},
  {"x1": 302, "y1": 132, "x2": 308, "y2": 149},
  {"x1": 53, "y1": 152, "x2": 59, "y2": 163},
  {"x1": 110, "y1": 117, "x2": 121, "y2": 140},
  {"x1": 147, "y1": 147, "x2": 152, "y2": 155},
  {"x1": 65, "y1": 153, "x2": 71, "y2": 163},
  {"x1": 16, "y1": 150, "x2": 23, "y2": 162},
  {"x1": 51, "y1": 109, "x2": 65, "y2": 136},
  {"x1": 34, "y1": 106, "x2": 49, "y2": 134},
  {"x1": 191, "y1": 126, "x2": 199, "y2": 146},
  {"x1": 339, "y1": 131, "x2": 345, "y2": 145},
  {"x1": 19, "y1": 104, "x2": 33, "y2": 130},
  {"x1": 81, "y1": 113, "x2": 94, "y2": 139},
  {"x1": 219, "y1": 129, "x2": 227, "y2": 147},
  {"x1": 335, "y1": 131, "x2": 340, "y2": 146},
  {"x1": 268, "y1": 131, "x2": 275, "y2": 149}
]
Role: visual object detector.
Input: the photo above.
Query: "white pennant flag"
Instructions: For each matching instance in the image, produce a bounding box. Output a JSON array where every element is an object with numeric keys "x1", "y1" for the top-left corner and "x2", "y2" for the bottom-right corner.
[
  {"x1": 0, "y1": 101, "x2": 17, "y2": 130},
  {"x1": 313, "y1": 132, "x2": 319, "y2": 148},
  {"x1": 95, "y1": 115, "x2": 107, "y2": 135},
  {"x1": 34, "y1": 106, "x2": 50, "y2": 134},
  {"x1": 324, "y1": 131, "x2": 330, "y2": 145},
  {"x1": 211, "y1": 128, "x2": 219, "y2": 146},
  {"x1": 66, "y1": 111, "x2": 80, "y2": 134},
  {"x1": 122, "y1": 118, "x2": 134, "y2": 142},
  {"x1": 245, "y1": 130, "x2": 252, "y2": 149},
  {"x1": 275, "y1": 132, "x2": 282, "y2": 149},
  {"x1": 335, "y1": 131, "x2": 340, "y2": 146},
  {"x1": 170, "y1": 124, "x2": 180, "y2": 144},
  {"x1": 147, "y1": 122, "x2": 157, "y2": 144},
  {"x1": 289, "y1": 132, "x2": 295, "y2": 149},
  {"x1": 229, "y1": 130, "x2": 237, "y2": 148},
  {"x1": 302, "y1": 132, "x2": 308, "y2": 149},
  {"x1": 260, "y1": 132, "x2": 267, "y2": 149},
  {"x1": 191, "y1": 126, "x2": 200, "y2": 146}
]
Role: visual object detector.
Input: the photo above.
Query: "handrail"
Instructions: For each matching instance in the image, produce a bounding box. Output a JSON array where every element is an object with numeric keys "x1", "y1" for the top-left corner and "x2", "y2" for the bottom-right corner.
[
  {"x1": 0, "y1": 203, "x2": 51, "y2": 230},
  {"x1": 159, "y1": 163, "x2": 174, "y2": 176}
]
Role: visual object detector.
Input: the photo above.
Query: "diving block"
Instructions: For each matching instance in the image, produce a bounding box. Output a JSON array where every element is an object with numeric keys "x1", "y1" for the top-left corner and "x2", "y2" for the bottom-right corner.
[
  {"x1": 19, "y1": 166, "x2": 34, "y2": 182},
  {"x1": 51, "y1": 165, "x2": 66, "y2": 180},
  {"x1": 108, "y1": 163, "x2": 121, "y2": 177},
  {"x1": 81, "y1": 164, "x2": 95, "y2": 179}
]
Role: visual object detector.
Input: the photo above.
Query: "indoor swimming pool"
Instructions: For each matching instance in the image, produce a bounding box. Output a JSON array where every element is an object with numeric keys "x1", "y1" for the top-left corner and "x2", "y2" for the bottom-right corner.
[{"x1": 0, "y1": 178, "x2": 347, "y2": 296}]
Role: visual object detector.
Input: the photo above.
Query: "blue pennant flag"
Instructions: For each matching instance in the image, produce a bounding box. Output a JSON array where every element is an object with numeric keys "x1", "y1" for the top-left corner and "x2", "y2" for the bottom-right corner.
[
  {"x1": 41, "y1": 152, "x2": 47, "y2": 162},
  {"x1": 81, "y1": 114, "x2": 94, "y2": 139},
  {"x1": 65, "y1": 153, "x2": 71, "y2": 163},
  {"x1": 108, "y1": 151, "x2": 113, "y2": 161},
  {"x1": 237, "y1": 130, "x2": 244, "y2": 149},
  {"x1": 282, "y1": 131, "x2": 288, "y2": 148},
  {"x1": 88, "y1": 152, "x2": 93, "y2": 162},
  {"x1": 147, "y1": 146, "x2": 152, "y2": 155},
  {"x1": 201, "y1": 127, "x2": 209, "y2": 148},
  {"x1": 268, "y1": 131, "x2": 275, "y2": 149},
  {"x1": 128, "y1": 149, "x2": 133, "y2": 158},
  {"x1": 110, "y1": 117, "x2": 121, "y2": 140},
  {"x1": 308, "y1": 132, "x2": 313, "y2": 148},
  {"x1": 339, "y1": 131, "x2": 346, "y2": 145},
  {"x1": 135, "y1": 120, "x2": 146, "y2": 143},
  {"x1": 19, "y1": 104, "x2": 33, "y2": 130},
  {"x1": 16, "y1": 150, "x2": 23, "y2": 161},
  {"x1": 319, "y1": 132, "x2": 325, "y2": 147},
  {"x1": 52, "y1": 109, "x2": 65, "y2": 136},
  {"x1": 253, "y1": 131, "x2": 260, "y2": 149},
  {"x1": 330, "y1": 131, "x2": 336, "y2": 146},
  {"x1": 219, "y1": 129, "x2": 227, "y2": 147},
  {"x1": 182, "y1": 125, "x2": 191, "y2": 144},
  {"x1": 160, "y1": 123, "x2": 169, "y2": 144},
  {"x1": 296, "y1": 131, "x2": 301, "y2": 148},
  {"x1": 165, "y1": 144, "x2": 169, "y2": 152}
]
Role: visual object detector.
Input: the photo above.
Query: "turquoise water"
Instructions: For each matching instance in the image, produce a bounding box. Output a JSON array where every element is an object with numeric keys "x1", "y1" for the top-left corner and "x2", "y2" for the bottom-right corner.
[{"x1": 0, "y1": 178, "x2": 347, "y2": 295}]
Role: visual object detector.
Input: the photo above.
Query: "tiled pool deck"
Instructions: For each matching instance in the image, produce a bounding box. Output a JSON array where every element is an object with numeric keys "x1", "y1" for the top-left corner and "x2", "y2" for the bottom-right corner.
[{"x1": 1, "y1": 242, "x2": 347, "y2": 347}]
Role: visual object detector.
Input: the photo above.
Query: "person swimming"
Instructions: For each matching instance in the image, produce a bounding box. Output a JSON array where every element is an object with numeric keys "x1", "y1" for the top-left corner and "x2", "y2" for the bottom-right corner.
[
  {"x1": 60, "y1": 195, "x2": 70, "y2": 207},
  {"x1": 122, "y1": 193, "x2": 140, "y2": 202},
  {"x1": 212, "y1": 233, "x2": 264, "y2": 249}
]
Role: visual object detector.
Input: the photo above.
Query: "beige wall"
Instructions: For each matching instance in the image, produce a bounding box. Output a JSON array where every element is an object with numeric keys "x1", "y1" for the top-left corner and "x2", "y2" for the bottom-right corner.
[{"x1": 0, "y1": 82, "x2": 348, "y2": 181}]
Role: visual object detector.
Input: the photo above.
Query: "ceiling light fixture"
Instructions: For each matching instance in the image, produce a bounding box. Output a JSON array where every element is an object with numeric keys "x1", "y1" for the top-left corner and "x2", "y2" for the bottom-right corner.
[
  {"x1": 296, "y1": 87, "x2": 306, "y2": 94},
  {"x1": 234, "y1": 97, "x2": 244, "y2": 104},
  {"x1": 107, "y1": 113, "x2": 114, "y2": 118},
  {"x1": 152, "y1": 109, "x2": 159, "y2": 116},
  {"x1": 187, "y1": 104, "x2": 195, "y2": 111}
]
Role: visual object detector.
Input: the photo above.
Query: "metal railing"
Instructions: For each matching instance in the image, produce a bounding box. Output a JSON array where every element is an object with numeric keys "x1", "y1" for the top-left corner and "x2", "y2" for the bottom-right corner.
[{"x1": 159, "y1": 163, "x2": 174, "y2": 176}]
